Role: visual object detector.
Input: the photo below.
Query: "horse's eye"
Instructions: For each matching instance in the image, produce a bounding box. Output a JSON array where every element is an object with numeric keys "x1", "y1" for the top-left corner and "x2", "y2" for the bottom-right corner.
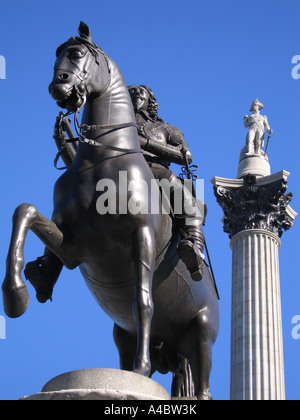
[{"x1": 69, "y1": 50, "x2": 84, "y2": 59}]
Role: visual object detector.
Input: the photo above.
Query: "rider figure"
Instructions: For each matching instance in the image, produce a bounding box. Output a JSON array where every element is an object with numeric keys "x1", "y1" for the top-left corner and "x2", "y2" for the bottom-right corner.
[{"x1": 128, "y1": 85, "x2": 206, "y2": 282}]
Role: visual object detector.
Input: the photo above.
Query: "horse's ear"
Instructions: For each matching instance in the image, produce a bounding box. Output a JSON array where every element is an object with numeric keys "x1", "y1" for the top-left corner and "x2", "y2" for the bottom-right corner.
[{"x1": 78, "y1": 21, "x2": 92, "y2": 42}]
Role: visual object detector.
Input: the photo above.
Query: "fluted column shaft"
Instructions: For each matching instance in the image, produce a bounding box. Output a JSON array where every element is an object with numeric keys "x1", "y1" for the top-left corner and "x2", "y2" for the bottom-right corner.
[{"x1": 230, "y1": 229, "x2": 285, "y2": 400}]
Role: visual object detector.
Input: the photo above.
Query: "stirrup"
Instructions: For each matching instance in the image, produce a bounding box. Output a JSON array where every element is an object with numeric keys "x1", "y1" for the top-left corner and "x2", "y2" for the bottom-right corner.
[{"x1": 177, "y1": 238, "x2": 205, "y2": 282}]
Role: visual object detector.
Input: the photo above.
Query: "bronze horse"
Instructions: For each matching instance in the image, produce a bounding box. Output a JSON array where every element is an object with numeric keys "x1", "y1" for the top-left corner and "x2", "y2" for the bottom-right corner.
[{"x1": 2, "y1": 23, "x2": 219, "y2": 399}]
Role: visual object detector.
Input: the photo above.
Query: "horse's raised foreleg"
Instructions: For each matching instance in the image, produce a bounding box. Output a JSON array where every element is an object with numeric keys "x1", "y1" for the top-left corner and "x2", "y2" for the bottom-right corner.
[
  {"x1": 132, "y1": 226, "x2": 156, "y2": 377},
  {"x1": 2, "y1": 203, "x2": 76, "y2": 318}
]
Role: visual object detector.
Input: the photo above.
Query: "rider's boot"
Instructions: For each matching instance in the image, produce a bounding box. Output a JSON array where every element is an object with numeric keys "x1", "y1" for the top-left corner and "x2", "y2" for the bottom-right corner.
[
  {"x1": 24, "y1": 251, "x2": 63, "y2": 303},
  {"x1": 177, "y1": 224, "x2": 206, "y2": 282}
]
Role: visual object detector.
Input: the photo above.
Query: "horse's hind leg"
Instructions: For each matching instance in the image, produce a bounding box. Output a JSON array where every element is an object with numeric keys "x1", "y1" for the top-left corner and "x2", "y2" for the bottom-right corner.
[
  {"x1": 113, "y1": 324, "x2": 136, "y2": 371},
  {"x1": 174, "y1": 310, "x2": 216, "y2": 400},
  {"x1": 2, "y1": 203, "x2": 76, "y2": 318},
  {"x1": 132, "y1": 226, "x2": 156, "y2": 377}
]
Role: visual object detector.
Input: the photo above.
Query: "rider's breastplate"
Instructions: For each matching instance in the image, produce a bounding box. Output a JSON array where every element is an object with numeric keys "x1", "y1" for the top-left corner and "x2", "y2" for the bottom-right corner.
[
  {"x1": 138, "y1": 120, "x2": 181, "y2": 167},
  {"x1": 139, "y1": 120, "x2": 168, "y2": 144}
]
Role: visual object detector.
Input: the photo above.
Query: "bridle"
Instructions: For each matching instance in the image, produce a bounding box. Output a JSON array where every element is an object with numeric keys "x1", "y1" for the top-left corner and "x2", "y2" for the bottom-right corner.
[{"x1": 55, "y1": 39, "x2": 141, "y2": 156}]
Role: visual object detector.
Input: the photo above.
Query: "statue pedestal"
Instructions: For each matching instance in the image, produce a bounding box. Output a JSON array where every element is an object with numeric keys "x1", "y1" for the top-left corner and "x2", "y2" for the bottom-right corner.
[
  {"x1": 20, "y1": 368, "x2": 170, "y2": 401},
  {"x1": 237, "y1": 153, "x2": 271, "y2": 179}
]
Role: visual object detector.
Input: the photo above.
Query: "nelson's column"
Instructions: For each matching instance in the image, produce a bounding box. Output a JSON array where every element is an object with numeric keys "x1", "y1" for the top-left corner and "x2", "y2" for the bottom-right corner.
[{"x1": 211, "y1": 99, "x2": 297, "y2": 400}]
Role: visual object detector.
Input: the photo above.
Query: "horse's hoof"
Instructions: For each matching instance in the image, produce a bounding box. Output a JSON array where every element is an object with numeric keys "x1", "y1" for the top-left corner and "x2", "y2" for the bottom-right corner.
[
  {"x1": 24, "y1": 260, "x2": 52, "y2": 304},
  {"x1": 133, "y1": 361, "x2": 151, "y2": 377},
  {"x1": 2, "y1": 279, "x2": 29, "y2": 318},
  {"x1": 197, "y1": 392, "x2": 213, "y2": 401}
]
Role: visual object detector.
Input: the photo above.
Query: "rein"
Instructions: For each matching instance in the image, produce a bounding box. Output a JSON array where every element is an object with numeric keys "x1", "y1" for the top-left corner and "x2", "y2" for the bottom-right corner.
[
  {"x1": 73, "y1": 110, "x2": 141, "y2": 153},
  {"x1": 54, "y1": 112, "x2": 141, "y2": 171}
]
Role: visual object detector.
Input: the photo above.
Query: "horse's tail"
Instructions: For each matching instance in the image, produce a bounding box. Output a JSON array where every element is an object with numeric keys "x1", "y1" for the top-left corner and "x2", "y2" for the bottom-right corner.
[
  {"x1": 171, "y1": 356, "x2": 195, "y2": 398},
  {"x1": 152, "y1": 342, "x2": 195, "y2": 398}
]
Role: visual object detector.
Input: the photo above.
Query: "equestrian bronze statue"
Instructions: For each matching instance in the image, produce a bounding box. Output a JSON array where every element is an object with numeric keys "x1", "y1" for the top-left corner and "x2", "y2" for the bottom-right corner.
[{"x1": 2, "y1": 22, "x2": 219, "y2": 399}]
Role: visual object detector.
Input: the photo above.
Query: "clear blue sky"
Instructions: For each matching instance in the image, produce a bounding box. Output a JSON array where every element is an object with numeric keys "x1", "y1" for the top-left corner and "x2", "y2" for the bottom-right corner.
[{"x1": 0, "y1": 0, "x2": 299, "y2": 400}]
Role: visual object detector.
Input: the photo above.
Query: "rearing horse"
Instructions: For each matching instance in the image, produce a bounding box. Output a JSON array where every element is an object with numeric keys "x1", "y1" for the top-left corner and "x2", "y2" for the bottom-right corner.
[{"x1": 2, "y1": 22, "x2": 219, "y2": 399}]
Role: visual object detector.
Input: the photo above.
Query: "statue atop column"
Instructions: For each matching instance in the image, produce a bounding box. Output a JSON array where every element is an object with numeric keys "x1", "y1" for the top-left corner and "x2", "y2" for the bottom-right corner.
[
  {"x1": 238, "y1": 99, "x2": 273, "y2": 178},
  {"x1": 243, "y1": 99, "x2": 273, "y2": 156}
]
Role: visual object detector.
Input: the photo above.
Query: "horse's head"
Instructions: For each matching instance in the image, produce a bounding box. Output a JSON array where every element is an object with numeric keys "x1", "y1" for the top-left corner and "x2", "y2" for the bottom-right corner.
[{"x1": 49, "y1": 22, "x2": 110, "y2": 112}]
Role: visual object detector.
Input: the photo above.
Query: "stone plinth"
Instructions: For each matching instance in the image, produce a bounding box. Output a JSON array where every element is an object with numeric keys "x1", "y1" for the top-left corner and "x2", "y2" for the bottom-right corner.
[
  {"x1": 237, "y1": 153, "x2": 271, "y2": 179},
  {"x1": 20, "y1": 368, "x2": 170, "y2": 401}
]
